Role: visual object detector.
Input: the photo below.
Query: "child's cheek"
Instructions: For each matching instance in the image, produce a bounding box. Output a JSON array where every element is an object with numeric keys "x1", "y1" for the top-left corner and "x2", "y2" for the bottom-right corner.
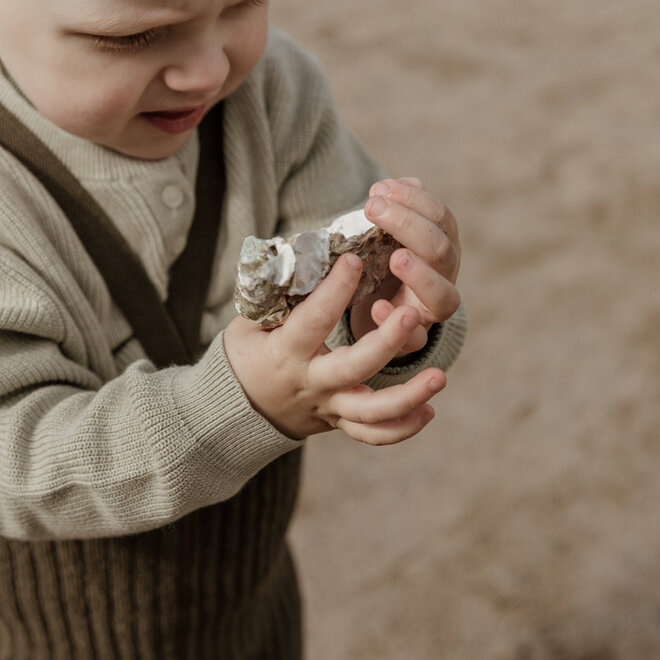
[
  {"x1": 222, "y1": 23, "x2": 269, "y2": 98},
  {"x1": 37, "y1": 76, "x2": 145, "y2": 141}
]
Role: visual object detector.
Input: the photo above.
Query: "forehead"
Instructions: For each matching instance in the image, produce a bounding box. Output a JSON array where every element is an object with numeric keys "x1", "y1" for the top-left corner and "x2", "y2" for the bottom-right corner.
[
  {"x1": 67, "y1": 0, "x2": 204, "y2": 9},
  {"x1": 56, "y1": 0, "x2": 219, "y2": 24}
]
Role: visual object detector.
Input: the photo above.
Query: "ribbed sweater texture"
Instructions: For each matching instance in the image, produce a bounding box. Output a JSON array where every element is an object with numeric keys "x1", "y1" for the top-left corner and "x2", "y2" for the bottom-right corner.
[{"x1": 0, "y1": 28, "x2": 467, "y2": 659}]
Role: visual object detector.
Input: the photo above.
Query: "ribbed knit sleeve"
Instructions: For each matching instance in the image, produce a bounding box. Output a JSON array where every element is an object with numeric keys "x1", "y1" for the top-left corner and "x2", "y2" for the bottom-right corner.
[
  {"x1": 0, "y1": 245, "x2": 300, "y2": 540},
  {"x1": 326, "y1": 303, "x2": 468, "y2": 388}
]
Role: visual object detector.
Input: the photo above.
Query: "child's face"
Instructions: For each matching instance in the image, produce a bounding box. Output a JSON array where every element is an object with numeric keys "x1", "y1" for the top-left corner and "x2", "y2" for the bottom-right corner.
[{"x1": 0, "y1": 0, "x2": 269, "y2": 159}]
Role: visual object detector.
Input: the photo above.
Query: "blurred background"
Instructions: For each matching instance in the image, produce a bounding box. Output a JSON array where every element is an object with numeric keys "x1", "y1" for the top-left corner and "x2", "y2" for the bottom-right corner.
[{"x1": 271, "y1": 1, "x2": 660, "y2": 658}]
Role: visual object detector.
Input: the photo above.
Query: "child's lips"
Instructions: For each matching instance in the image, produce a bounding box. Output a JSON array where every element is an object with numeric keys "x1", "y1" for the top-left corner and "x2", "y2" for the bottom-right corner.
[{"x1": 140, "y1": 105, "x2": 207, "y2": 134}]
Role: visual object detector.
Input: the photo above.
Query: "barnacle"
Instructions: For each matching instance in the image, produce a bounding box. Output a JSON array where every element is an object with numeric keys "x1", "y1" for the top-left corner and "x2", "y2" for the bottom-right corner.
[{"x1": 234, "y1": 210, "x2": 399, "y2": 328}]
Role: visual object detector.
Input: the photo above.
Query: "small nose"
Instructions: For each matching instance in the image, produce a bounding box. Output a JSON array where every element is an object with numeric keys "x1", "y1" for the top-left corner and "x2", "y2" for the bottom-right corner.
[{"x1": 162, "y1": 35, "x2": 229, "y2": 94}]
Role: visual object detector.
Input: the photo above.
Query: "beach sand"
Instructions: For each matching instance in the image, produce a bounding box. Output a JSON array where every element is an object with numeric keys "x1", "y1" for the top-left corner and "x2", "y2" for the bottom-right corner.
[{"x1": 271, "y1": 1, "x2": 660, "y2": 658}]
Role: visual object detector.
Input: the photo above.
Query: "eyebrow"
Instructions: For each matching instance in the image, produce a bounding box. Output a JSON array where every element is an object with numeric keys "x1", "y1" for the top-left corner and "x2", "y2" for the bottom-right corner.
[
  {"x1": 62, "y1": 4, "x2": 190, "y2": 35},
  {"x1": 62, "y1": 0, "x2": 248, "y2": 36}
]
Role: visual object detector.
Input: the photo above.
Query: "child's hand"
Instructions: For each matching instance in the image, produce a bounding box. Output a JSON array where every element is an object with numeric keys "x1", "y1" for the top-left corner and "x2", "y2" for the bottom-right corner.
[
  {"x1": 224, "y1": 254, "x2": 446, "y2": 444},
  {"x1": 352, "y1": 178, "x2": 462, "y2": 354}
]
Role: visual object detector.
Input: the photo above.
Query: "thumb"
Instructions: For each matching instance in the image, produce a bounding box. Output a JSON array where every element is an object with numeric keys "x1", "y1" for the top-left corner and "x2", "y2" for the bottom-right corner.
[{"x1": 281, "y1": 253, "x2": 363, "y2": 355}]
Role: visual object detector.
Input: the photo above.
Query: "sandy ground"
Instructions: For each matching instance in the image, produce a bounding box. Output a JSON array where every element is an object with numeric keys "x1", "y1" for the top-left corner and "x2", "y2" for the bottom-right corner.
[{"x1": 269, "y1": 1, "x2": 660, "y2": 658}]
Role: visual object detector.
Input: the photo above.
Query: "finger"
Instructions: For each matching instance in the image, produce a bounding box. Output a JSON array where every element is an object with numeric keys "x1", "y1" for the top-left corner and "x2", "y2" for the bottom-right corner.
[
  {"x1": 328, "y1": 370, "x2": 446, "y2": 424},
  {"x1": 371, "y1": 298, "x2": 394, "y2": 326},
  {"x1": 365, "y1": 197, "x2": 460, "y2": 278},
  {"x1": 336, "y1": 404, "x2": 435, "y2": 446},
  {"x1": 389, "y1": 249, "x2": 462, "y2": 322},
  {"x1": 310, "y1": 305, "x2": 421, "y2": 389},
  {"x1": 398, "y1": 325, "x2": 429, "y2": 354},
  {"x1": 282, "y1": 253, "x2": 362, "y2": 355},
  {"x1": 390, "y1": 230, "x2": 457, "y2": 283},
  {"x1": 371, "y1": 299, "x2": 428, "y2": 353},
  {"x1": 370, "y1": 177, "x2": 423, "y2": 194},
  {"x1": 369, "y1": 179, "x2": 459, "y2": 245}
]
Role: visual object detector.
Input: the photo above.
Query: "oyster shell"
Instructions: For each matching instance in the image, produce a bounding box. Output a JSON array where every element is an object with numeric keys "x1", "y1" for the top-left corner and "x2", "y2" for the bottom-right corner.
[{"x1": 234, "y1": 209, "x2": 400, "y2": 327}]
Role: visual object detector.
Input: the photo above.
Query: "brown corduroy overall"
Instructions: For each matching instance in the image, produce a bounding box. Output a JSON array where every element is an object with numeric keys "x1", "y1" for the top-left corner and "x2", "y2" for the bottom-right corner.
[{"x1": 0, "y1": 101, "x2": 303, "y2": 660}]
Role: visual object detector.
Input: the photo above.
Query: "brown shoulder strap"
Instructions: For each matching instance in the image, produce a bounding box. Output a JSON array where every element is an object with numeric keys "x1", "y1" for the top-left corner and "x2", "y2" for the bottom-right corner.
[
  {"x1": 167, "y1": 102, "x2": 225, "y2": 356},
  {"x1": 0, "y1": 102, "x2": 225, "y2": 367}
]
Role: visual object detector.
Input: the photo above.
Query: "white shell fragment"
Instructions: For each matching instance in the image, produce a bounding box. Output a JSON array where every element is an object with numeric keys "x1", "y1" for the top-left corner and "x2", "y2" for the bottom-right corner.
[{"x1": 234, "y1": 209, "x2": 400, "y2": 328}]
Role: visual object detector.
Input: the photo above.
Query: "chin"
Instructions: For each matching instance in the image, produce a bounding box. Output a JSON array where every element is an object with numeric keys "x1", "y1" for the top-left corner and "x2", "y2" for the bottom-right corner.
[{"x1": 108, "y1": 134, "x2": 190, "y2": 161}]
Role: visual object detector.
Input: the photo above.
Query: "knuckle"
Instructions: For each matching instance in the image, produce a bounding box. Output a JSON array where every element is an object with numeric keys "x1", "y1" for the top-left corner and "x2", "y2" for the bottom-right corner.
[
  {"x1": 347, "y1": 427, "x2": 374, "y2": 445},
  {"x1": 318, "y1": 349, "x2": 363, "y2": 389},
  {"x1": 436, "y1": 205, "x2": 458, "y2": 235},
  {"x1": 358, "y1": 410, "x2": 379, "y2": 425},
  {"x1": 420, "y1": 269, "x2": 439, "y2": 294},
  {"x1": 435, "y1": 201, "x2": 450, "y2": 223},
  {"x1": 329, "y1": 344, "x2": 351, "y2": 361},
  {"x1": 304, "y1": 304, "x2": 333, "y2": 336},
  {"x1": 364, "y1": 433, "x2": 393, "y2": 447},
  {"x1": 318, "y1": 408, "x2": 339, "y2": 429},
  {"x1": 403, "y1": 417, "x2": 426, "y2": 441},
  {"x1": 390, "y1": 426, "x2": 416, "y2": 445},
  {"x1": 437, "y1": 288, "x2": 461, "y2": 320},
  {"x1": 333, "y1": 360, "x2": 359, "y2": 388},
  {"x1": 444, "y1": 216, "x2": 459, "y2": 239},
  {"x1": 335, "y1": 268, "x2": 362, "y2": 297},
  {"x1": 396, "y1": 385, "x2": 420, "y2": 415},
  {"x1": 374, "y1": 422, "x2": 414, "y2": 446},
  {"x1": 393, "y1": 181, "x2": 418, "y2": 207},
  {"x1": 430, "y1": 235, "x2": 453, "y2": 266},
  {"x1": 383, "y1": 322, "x2": 404, "y2": 349},
  {"x1": 398, "y1": 208, "x2": 416, "y2": 235},
  {"x1": 338, "y1": 278, "x2": 359, "y2": 301},
  {"x1": 379, "y1": 325, "x2": 405, "y2": 355}
]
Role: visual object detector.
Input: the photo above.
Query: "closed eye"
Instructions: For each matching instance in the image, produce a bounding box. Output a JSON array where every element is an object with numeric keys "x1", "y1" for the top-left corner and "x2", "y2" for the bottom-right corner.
[
  {"x1": 89, "y1": 0, "x2": 266, "y2": 53},
  {"x1": 224, "y1": 0, "x2": 268, "y2": 15},
  {"x1": 92, "y1": 28, "x2": 161, "y2": 54}
]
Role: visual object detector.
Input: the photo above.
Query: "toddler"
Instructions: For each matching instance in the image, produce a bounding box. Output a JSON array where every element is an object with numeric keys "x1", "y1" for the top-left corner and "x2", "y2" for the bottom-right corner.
[{"x1": 0, "y1": 0, "x2": 466, "y2": 657}]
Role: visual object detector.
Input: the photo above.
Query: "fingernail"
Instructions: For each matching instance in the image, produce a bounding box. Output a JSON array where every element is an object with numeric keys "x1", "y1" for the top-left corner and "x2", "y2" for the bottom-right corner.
[
  {"x1": 429, "y1": 377, "x2": 444, "y2": 393},
  {"x1": 371, "y1": 181, "x2": 392, "y2": 197},
  {"x1": 423, "y1": 407, "x2": 435, "y2": 424},
  {"x1": 402, "y1": 315, "x2": 418, "y2": 331},
  {"x1": 368, "y1": 197, "x2": 389, "y2": 218},
  {"x1": 344, "y1": 253, "x2": 362, "y2": 270},
  {"x1": 396, "y1": 251, "x2": 412, "y2": 270}
]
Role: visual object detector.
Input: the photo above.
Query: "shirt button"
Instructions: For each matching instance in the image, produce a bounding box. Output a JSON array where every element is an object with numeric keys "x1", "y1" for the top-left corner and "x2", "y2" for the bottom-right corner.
[{"x1": 161, "y1": 184, "x2": 185, "y2": 209}]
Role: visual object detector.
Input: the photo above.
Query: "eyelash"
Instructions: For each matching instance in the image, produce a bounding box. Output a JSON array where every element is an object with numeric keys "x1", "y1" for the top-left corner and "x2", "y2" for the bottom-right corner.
[
  {"x1": 93, "y1": 29, "x2": 160, "y2": 54},
  {"x1": 230, "y1": 0, "x2": 267, "y2": 12},
  {"x1": 91, "y1": 0, "x2": 266, "y2": 54}
]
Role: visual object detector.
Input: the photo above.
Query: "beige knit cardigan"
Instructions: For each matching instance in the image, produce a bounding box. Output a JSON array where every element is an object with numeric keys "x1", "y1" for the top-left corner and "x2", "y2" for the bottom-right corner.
[{"x1": 0, "y1": 28, "x2": 466, "y2": 542}]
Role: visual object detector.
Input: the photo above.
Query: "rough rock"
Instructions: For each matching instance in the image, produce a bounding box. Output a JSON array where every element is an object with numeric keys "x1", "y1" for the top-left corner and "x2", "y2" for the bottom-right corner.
[{"x1": 234, "y1": 209, "x2": 400, "y2": 327}]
